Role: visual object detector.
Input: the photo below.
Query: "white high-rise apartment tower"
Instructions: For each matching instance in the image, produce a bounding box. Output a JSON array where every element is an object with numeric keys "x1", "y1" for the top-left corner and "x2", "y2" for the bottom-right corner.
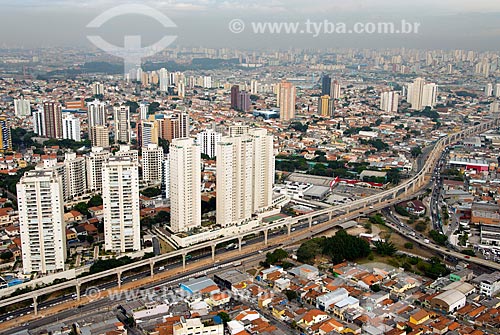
[
  {"x1": 140, "y1": 121, "x2": 158, "y2": 147},
  {"x1": 380, "y1": 91, "x2": 399, "y2": 113},
  {"x1": 62, "y1": 114, "x2": 81, "y2": 141},
  {"x1": 87, "y1": 100, "x2": 106, "y2": 127},
  {"x1": 86, "y1": 146, "x2": 111, "y2": 193},
  {"x1": 250, "y1": 80, "x2": 259, "y2": 94},
  {"x1": 17, "y1": 170, "x2": 66, "y2": 274},
  {"x1": 169, "y1": 138, "x2": 201, "y2": 233},
  {"x1": 142, "y1": 144, "x2": 164, "y2": 183},
  {"x1": 407, "y1": 77, "x2": 425, "y2": 110},
  {"x1": 330, "y1": 80, "x2": 341, "y2": 100},
  {"x1": 216, "y1": 128, "x2": 274, "y2": 227},
  {"x1": 203, "y1": 76, "x2": 212, "y2": 88},
  {"x1": 139, "y1": 102, "x2": 149, "y2": 120},
  {"x1": 177, "y1": 82, "x2": 186, "y2": 98},
  {"x1": 37, "y1": 157, "x2": 68, "y2": 200},
  {"x1": 159, "y1": 68, "x2": 169, "y2": 92},
  {"x1": 422, "y1": 83, "x2": 438, "y2": 108},
  {"x1": 102, "y1": 157, "x2": 141, "y2": 253},
  {"x1": 408, "y1": 78, "x2": 437, "y2": 110},
  {"x1": 33, "y1": 108, "x2": 45, "y2": 136},
  {"x1": 197, "y1": 129, "x2": 222, "y2": 158},
  {"x1": 217, "y1": 135, "x2": 254, "y2": 226},
  {"x1": 14, "y1": 96, "x2": 31, "y2": 117},
  {"x1": 249, "y1": 129, "x2": 274, "y2": 213},
  {"x1": 114, "y1": 105, "x2": 131, "y2": 144},
  {"x1": 485, "y1": 83, "x2": 494, "y2": 97},
  {"x1": 64, "y1": 152, "x2": 87, "y2": 200},
  {"x1": 495, "y1": 84, "x2": 500, "y2": 97},
  {"x1": 92, "y1": 82, "x2": 104, "y2": 96},
  {"x1": 161, "y1": 156, "x2": 170, "y2": 199}
]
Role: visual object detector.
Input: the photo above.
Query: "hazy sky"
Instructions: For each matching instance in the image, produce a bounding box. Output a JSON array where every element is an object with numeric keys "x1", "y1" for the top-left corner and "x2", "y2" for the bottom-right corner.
[{"x1": 1, "y1": 0, "x2": 500, "y2": 50}]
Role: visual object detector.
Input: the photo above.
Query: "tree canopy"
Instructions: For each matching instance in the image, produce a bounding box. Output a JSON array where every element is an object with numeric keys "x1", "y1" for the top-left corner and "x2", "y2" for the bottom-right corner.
[{"x1": 297, "y1": 230, "x2": 371, "y2": 264}]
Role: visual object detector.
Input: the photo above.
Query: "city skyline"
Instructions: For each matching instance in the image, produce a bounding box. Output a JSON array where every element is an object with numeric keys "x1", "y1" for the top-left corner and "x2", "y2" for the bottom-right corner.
[
  {"x1": 0, "y1": 1, "x2": 500, "y2": 50},
  {"x1": 3, "y1": 2, "x2": 500, "y2": 332}
]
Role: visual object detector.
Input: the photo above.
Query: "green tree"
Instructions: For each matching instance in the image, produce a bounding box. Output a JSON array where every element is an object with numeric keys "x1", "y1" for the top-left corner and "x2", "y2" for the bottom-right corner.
[
  {"x1": 373, "y1": 240, "x2": 398, "y2": 256},
  {"x1": 141, "y1": 187, "x2": 162, "y2": 198},
  {"x1": 369, "y1": 214, "x2": 385, "y2": 225},
  {"x1": 404, "y1": 242, "x2": 414, "y2": 249},
  {"x1": 284, "y1": 289, "x2": 298, "y2": 301},
  {"x1": 0, "y1": 250, "x2": 13, "y2": 261},
  {"x1": 322, "y1": 230, "x2": 371, "y2": 264},
  {"x1": 297, "y1": 238, "x2": 323, "y2": 264},
  {"x1": 415, "y1": 222, "x2": 427, "y2": 232},
  {"x1": 266, "y1": 249, "x2": 288, "y2": 265},
  {"x1": 158, "y1": 138, "x2": 170, "y2": 154},
  {"x1": 154, "y1": 211, "x2": 170, "y2": 224},
  {"x1": 87, "y1": 195, "x2": 103, "y2": 208},
  {"x1": 386, "y1": 169, "x2": 401, "y2": 185},
  {"x1": 411, "y1": 146, "x2": 422, "y2": 158},
  {"x1": 201, "y1": 197, "x2": 216, "y2": 214},
  {"x1": 289, "y1": 122, "x2": 308, "y2": 132},
  {"x1": 395, "y1": 205, "x2": 410, "y2": 217},
  {"x1": 429, "y1": 230, "x2": 448, "y2": 246},
  {"x1": 73, "y1": 202, "x2": 90, "y2": 218},
  {"x1": 148, "y1": 102, "x2": 160, "y2": 113}
]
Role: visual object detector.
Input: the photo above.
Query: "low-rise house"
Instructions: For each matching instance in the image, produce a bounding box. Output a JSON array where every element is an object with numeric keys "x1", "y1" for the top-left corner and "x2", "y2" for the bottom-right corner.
[{"x1": 297, "y1": 309, "x2": 329, "y2": 328}]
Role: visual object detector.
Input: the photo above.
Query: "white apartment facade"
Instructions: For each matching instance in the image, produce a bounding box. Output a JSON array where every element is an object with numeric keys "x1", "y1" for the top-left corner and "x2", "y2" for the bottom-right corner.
[
  {"x1": 216, "y1": 135, "x2": 254, "y2": 227},
  {"x1": 142, "y1": 144, "x2": 164, "y2": 183},
  {"x1": 62, "y1": 114, "x2": 81, "y2": 141},
  {"x1": 17, "y1": 170, "x2": 66, "y2": 274},
  {"x1": 103, "y1": 157, "x2": 141, "y2": 253},
  {"x1": 87, "y1": 99, "x2": 106, "y2": 127},
  {"x1": 249, "y1": 128, "x2": 275, "y2": 213},
  {"x1": 114, "y1": 105, "x2": 131, "y2": 144},
  {"x1": 14, "y1": 97, "x2": 31, "y2": 117},
  {"x1": 169, "y1": 138, "x2": 201, "y2": 233},
  {"x1": 86, "y1": 146, "x2": 111, "y2": 193},
  {"x1": 380, "y1": 91, "x2": 399, "y2": 113},
  {"x1": 197, "y1": 129, "x2": 222, "y2": 158},
  {"x1": 115, "y1": 145, "x2": 139, "y2": 162},
  {"x1": 216, "y1": 128, "x2": 275, "y2": 227},
  {"x1": 64, "y1": 152, "x2": 87, "y2": 200},
  {"x1": 408, "y1": 78, "x2": 438, "y2": 110}
]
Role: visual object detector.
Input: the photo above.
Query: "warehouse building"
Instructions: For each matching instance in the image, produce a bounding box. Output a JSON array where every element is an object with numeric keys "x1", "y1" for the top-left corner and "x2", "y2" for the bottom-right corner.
[{"x1": 430, "y1": 289, "x2": 466, "y2": 313}]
